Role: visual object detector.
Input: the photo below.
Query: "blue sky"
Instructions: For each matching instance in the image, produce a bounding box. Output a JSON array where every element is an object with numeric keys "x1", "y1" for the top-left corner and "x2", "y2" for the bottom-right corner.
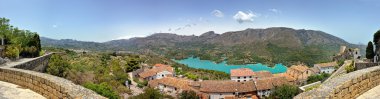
[{"x1": 0, "y1": 0, "x2": 380, "y2": 44}]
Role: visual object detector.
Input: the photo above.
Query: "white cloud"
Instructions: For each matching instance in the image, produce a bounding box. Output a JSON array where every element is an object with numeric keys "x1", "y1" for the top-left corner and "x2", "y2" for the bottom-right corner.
[
  {"x1": 52, "y1": 25, "x2": 58, "y2": 28},
  {"x1": 233, "y1": 11, "x2": 257, "y2": 23},
  {"x1": 211, "y1": 10, "x2": 224, "y2": 17},
  {"x1": 269, "y1": 8, "x2": 281, "y2": 13}
]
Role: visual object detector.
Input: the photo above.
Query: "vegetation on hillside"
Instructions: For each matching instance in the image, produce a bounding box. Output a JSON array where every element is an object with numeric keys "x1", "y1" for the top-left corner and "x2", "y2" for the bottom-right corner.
[
  {"x1": 270, "y1": 84, "x2": 300, "y2": 99},
  {"x1": 129, "y1": 88, "x2": 173, "y2": 99},
  {"x1": 0, "y1": 18, "x2": 41, "y2": 59},
  {"x1": 306, "y1": 73, "x2": 330, "y2": 84}
]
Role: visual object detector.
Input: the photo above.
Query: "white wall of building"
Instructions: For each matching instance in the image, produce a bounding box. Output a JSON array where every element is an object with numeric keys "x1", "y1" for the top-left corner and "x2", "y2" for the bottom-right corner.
[
  {"x1": 257, "y1": 90, "x2": 272, "y2": 98},
  {"x1": 156, "y1": 71, "x2": 173, "y2": 79},
  {"x1": 208, "y1": 93, "x2": 234, "y2": 99},
  {"x1": 320, "y1": 67, "x2": 335, "y2": 74},
  {"x1": 231, "y1": 76, "x2": 253, "y2": 82}
]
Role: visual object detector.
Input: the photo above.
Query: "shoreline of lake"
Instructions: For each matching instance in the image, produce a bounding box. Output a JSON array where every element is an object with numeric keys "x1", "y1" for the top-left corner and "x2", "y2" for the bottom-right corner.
[{"x1": 173, "y1": 57, "x2": 287, "y2": 74}]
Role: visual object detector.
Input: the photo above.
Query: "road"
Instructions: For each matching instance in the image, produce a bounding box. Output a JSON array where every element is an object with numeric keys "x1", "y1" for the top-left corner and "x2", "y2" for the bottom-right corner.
[
  {"x1": 0, "y1": 81, "x2": 45, "y2": 99},
  {"x1": 123, "y1": 72, "x2": 143, "y2": 99}
]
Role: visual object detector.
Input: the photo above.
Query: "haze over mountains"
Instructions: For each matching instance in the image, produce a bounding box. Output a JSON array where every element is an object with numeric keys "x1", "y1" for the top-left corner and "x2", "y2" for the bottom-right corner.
[{"x1": 41, "y1": 27, "x2": 364, "y2": 65}]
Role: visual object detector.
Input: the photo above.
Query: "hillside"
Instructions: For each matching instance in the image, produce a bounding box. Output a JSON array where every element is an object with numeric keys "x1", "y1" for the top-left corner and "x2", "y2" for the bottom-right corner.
[{"x1": 41, "y1": 27, "x2": 361, "y2": 66}]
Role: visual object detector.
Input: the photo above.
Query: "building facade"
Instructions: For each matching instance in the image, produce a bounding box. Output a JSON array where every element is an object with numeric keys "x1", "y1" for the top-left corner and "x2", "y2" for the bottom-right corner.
[{"x1": 230, "y1": 68, "x2": 255, "y2": 82}]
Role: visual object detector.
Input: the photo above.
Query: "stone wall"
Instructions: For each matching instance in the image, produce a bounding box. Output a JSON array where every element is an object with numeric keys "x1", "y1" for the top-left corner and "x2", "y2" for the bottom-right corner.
[
  {"x1": 294, "y1": 66, "x2": 380, "y2": 99},
  {"x1": 0, "y1": 53, "x2": 106, "y2": 99},
  {"x1": 355, "y1": 62, "x2": 380, "y2": 70},
  {"x1": 12, "y1": 53, "x2": 53, "y2": 72}
]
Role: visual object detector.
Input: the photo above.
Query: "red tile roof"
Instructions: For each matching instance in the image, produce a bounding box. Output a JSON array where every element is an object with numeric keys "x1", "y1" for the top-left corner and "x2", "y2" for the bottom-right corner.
[
  {"x1": 255, "y1": 76, "x2": 288, "y2": 90},
  {"x1": 148, "y1": 77, "x2": 192, "y2": 90},
  {"x1": 255, "y1": 71, "x2": 273, "y2": 78},
  {"x1": 139, "y1": 66, "x2": 174, "y2": 78},
  {"x1": 314, "y1": 62, "x2": 337, "y2": 68},
  {"x1": 230, "y1": 68, "x2": 255, "y2": 77},
  {"x1": 289, "y1": 65, "x2": 309, "y2": 72},
  {"x1": 198, "y1": 80, "x2": 256, "y2": 93}
]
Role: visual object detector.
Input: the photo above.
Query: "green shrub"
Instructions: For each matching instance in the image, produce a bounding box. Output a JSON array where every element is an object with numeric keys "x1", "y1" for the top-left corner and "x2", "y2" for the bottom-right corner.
[{"x1": 83, "y1": 82, "x2": 119, "y2": 99}]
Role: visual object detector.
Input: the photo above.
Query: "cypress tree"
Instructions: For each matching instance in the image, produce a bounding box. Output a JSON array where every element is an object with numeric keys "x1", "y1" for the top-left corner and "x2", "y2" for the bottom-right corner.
[{"x1": 366, "y1": 41, "x2": 375, "y2": 59}]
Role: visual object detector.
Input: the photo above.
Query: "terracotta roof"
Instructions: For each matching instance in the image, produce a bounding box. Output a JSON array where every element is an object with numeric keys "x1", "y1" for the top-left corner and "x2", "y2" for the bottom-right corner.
[
  {"x1": 289, "y1": 65, "x2": 309, "y2": 72},
  {"x1": 148, "y1": 77, "x2": 192, "y2": 90},
  {"x1": 314, "y1": 62, "x2": 337, "y2": 68},
  {"x1": 199, "y1": 80, "x2": 256, "y2": 93},
  {"x1": 273, "y1": 73, "x2": 296, "y2": 82},
  {"x1": 310, "y1": 67, "x2": 320, "y2": 73},
  {"x1": 255, "y1": 71, "x2": 273, "y2": 78},
  {"x1": 153, "y1": 64, "x2": 170, "y2": 67},
  {"x1": 139, "y1": 66, "x2": 174, "y2": 78},
  {"x1": 230, "y1": 68, "x2": 255, "y2": 77},
  {"x1": 255, "y1": 77, "x2": 288, "y2": 90}
]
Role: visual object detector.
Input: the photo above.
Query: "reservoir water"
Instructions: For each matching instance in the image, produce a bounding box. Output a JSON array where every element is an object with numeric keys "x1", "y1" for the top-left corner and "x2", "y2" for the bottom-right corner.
[{"x1": 173, "y1": 57, "x2": 287, "y2": 74}]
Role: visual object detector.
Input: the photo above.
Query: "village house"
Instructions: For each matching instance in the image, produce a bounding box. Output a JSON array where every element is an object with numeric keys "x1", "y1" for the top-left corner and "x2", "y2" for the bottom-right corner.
[
  {"x1": 255, "y1": 76, "x2": 288, "y2": 98},
  {"x1": 314, "y1": 62, "x2": 337, "y2": 74},
  {"x1": 274, "y1": 64, "x2": 316, "y2": 85},
  {"x1": 230, "y1": 68, "x2": 255, "y2": 82},
  {"x1": 138, "y1": 64, "x2": 174, "y2": 81},
  {"x1": 193, "y1": 80, "x2": 258, "y2": 99},
  {"x1": 148, "y1": 77, "x2": 195, "y2": 97}
]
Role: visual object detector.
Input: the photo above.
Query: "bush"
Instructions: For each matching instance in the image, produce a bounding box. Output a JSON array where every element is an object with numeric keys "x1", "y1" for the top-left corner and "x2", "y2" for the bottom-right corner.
[
  {"x1": 83, "y1": 82, "x2": 119, "y2": 99},
  {"x1": 179, "y1": 90, "x2": 199, "y2": 99},
  {"x1": 46, "y1": 54, "x2": 69, "y2": 77},
  {"x1": 270, "y1": 84, "x2": 300, "y2": 99},
  {"x1": 5, "y1": 45, "x2": 20, "y2": 59},
  {"x1": 345, "y1": 61, "x2": 355, "y2": 73}
]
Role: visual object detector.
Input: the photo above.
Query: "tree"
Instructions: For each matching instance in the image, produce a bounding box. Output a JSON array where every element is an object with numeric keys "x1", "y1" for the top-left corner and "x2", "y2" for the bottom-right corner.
[
  {"x1": 374, "y1": 30, "x2": 380, "y2": 52},
  {"x1": 83, "y1": 82, "x2": 119, "y2": 99},
  {"x1": 270, "y1": 84, "x2": 300, "y2": 99},
  {"x1": 129, "y1": 88, "x2": 164, "y2": 99},
  {"x1": 46, "y1": 54, "x2": 69, "y2": 77},
  {"x1": 179, "y1": 90, "x2": 199, "y2": 99},
  {"x1": 366, "y1": 41, "x2": 375, "y2": 59}
]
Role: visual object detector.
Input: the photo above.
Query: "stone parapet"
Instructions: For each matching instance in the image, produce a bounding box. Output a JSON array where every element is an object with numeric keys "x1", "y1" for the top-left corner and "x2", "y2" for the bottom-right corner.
[
  {"x1": 0, "y1": 67, "x2": 106, "y2": 99},
  {"x1": 294, "y1": 66, "x2": 380, "y2": 99}
]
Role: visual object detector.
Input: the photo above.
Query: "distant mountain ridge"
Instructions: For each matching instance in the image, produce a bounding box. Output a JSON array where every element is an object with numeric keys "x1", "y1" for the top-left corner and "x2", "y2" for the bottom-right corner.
[{"x1": 41, "y1": 27, "x2": 363, "y2": 65}]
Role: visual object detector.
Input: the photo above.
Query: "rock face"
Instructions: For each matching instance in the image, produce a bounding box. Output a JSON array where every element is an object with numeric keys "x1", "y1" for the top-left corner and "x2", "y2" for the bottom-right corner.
[{"x1": 105, "y1": 27, "x2": 350, "y2": 49}]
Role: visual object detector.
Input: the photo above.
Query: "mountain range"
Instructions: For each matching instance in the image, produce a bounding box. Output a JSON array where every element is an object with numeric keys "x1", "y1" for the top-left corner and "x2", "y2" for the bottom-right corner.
[{"x1": 41, "y1": 27, "x2": 364, "y2": 66}]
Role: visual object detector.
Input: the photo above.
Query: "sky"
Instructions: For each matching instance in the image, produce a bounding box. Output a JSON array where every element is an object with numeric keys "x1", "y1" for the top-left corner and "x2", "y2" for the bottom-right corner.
[{"x1": 0, "y1": 0, "x2": 380, "y2": 44}]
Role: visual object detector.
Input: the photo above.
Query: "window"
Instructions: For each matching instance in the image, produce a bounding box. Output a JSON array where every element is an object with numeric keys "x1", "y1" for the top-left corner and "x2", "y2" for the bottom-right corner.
[
  {"x1": 238, "y1": 77, "x2": 240, "y2": 79},
  {"x1": 250, "y1": 76, "x2": 252, "y2": 78},
  {"x1": 162, "y1": 74, "x2": 164, "y2": 77},
  {"x1": 244, "y1": 76, "x2": 246, "y2": 79},
  {"x1": 238, "y1": 80, "x2": 240, "y2": 82},
  {"x1": 244, "y1": 80, "x2": 246, "y2": 82}
]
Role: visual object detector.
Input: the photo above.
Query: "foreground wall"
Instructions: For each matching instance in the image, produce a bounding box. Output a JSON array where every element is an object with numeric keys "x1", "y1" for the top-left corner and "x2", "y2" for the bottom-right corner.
[
  {"x1": 294, "y1": 66, "x2": 380, "y2": 99},
  {"x1": 0, "y1": 53, "x2": 105, "y2": 99}
]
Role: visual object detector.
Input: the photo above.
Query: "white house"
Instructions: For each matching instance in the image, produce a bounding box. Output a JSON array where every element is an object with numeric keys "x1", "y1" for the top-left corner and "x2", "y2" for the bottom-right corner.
[
  {"x1": 230, "y1": 68, "x2": 255, "y2": 82},
  {"x1": 138, "y1": 65, "x2": 174, "y2": 81},
  {"x1": 314, "y1": 62, "x2": 337, "y2": 74}
]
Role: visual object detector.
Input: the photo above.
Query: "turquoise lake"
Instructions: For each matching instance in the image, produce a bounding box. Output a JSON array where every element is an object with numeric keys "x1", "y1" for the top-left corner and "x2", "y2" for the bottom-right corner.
[{"x1": 173, "y1": 57, "x2": 287, "y2": 74}]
